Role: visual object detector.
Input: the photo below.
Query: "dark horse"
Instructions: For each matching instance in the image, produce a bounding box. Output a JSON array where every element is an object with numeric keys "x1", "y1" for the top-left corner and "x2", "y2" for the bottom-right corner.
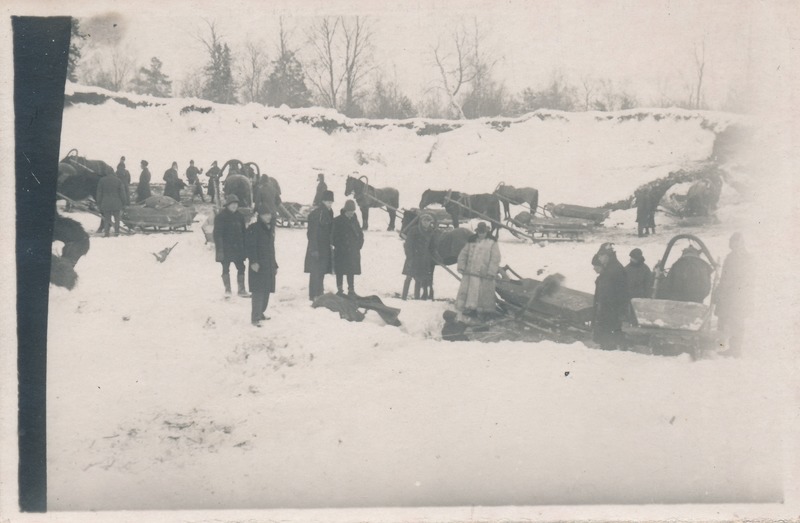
[
  {"x1": 58, "y1": 149, "x2": 114, "y2": 202},
  {"x1": 344, "y1": 176, "x2": 399, "y2": 231},
  {"x1": 419, "y1": 189, "x2": 501, "y2": 234},
  {"x1": 494, "y1": 183, "x2": 539, "y2": 220},
  {"x1": 399, "y1": 210, "x2": 472, "y2": 300}
]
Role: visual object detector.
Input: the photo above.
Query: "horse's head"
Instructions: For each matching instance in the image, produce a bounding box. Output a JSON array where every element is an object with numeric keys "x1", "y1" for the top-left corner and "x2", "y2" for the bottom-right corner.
[{"x1": 345, "y1": 176, "x2": 355, "y2": 196}]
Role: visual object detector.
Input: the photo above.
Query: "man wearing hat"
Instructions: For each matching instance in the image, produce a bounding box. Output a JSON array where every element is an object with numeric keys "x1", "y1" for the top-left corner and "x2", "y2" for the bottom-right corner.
[
  {"x1": 246, "y1": 203, "x2": 278, "y2": 326},
  {"x1": 206, "y1": 160, "x2": 221, "y2": 204},
  {"x1": 163, "y1": 161, "x2": 185, "y2": 202},
  {"x1": 305, "y1": 190, "x2": 335, "y2": 300},
  {"x1": 332, "y1": 199, "x2": 365, "y2": 296},
  {"x1": 136, "y1": 159, "x2": 152, "y2": 203},
  {"x1": 313, "y1": 173, "x2": 328, "y2": 208},
  {"x1": 455, "y1": 222, "x2": 501, "y2": 321},
  {"x1": 96, "y1": 165, "x2": 128, "y2": 237},
  {"x1": 712, "y1": 232, "x2": 753, "y2": 356},
  {"x1": 116, "y1": 155, "x2": 131, "y2": 205},
  {"x1": 213, "y1": 194, "x2": 248, "y2": 296},
  {"x1": 624, "y1": 248, "x2": 654, "y2": 300},
  {"x1": 592, "y1": 243, "x2": 628, "y2": 349}
]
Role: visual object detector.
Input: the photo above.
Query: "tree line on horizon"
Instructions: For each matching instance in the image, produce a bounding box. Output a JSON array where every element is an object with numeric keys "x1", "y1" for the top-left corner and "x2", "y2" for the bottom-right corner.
[{"x1": 67, "y1": 16, "x2": 751, "y2": 119}]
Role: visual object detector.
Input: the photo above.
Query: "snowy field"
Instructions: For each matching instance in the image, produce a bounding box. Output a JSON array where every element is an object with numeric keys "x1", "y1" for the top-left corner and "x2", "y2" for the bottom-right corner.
[{"x1": 43, "y1": 85, "x2": 798, "y2": 516}]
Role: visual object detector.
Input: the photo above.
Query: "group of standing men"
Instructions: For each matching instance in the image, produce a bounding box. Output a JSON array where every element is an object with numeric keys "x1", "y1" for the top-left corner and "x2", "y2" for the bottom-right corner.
[{"x1": 212, "y1": 173, "x2": 365, "y2": 327}]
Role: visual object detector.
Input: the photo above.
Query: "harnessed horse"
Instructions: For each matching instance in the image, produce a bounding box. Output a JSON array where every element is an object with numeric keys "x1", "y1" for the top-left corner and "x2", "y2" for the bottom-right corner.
[{"x1": 344, "y1": 175, "x2": 399, "y2": 231}]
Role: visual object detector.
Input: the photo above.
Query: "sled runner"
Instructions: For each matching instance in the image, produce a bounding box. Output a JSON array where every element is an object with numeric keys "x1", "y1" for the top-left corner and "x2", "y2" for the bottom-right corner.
[{"x1": 276, "y1": 202, "x2": 311, "y2": 228}]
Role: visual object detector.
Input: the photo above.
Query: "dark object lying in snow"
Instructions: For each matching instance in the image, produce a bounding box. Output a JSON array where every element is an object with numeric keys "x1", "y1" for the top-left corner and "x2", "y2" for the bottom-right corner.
[{"x1": 312, "y1": 293, "x2": 401, "y2": 326}]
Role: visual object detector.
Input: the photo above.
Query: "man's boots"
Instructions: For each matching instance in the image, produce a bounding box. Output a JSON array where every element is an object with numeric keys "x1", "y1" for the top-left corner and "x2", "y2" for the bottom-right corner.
[
  {"x1": 237, "y1": 273, "x2": 250, "y2": 297},
  {"x1": 222, "y1": 274, "x2": 232, "y2": 295}
]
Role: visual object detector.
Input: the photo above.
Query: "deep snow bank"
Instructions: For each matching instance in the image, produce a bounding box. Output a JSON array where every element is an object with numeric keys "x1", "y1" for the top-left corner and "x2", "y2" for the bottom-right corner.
[{"x1": 62, "y1": 82, "x2": 752, "y2": 209}]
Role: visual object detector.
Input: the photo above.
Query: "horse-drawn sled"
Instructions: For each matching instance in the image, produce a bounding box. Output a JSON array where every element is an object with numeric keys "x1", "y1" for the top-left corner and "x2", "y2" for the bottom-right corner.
[
  {"x1": 454, "y1": 234, "x2": 724, "y2": 359},
  {"x1": 122, "y1": 195, "x2": 197, "y2": 232},
  {"x1": 275, "y1": 202, "x2": 311, "y2": 228}
]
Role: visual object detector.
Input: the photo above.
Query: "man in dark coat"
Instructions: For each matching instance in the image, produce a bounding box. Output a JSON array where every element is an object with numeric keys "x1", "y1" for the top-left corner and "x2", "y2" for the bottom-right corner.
[
  {"x1": 624, "y1": 248, "x2": 654, "y2": 299},
  {"x1": 332, "y1": 199, "x2": 364, "y2": 296},
  {"x1": 185, "y1": 160, "x2": 201, "y2": 185},
  {"x1": 163, "y1": 161, "x2": 185, "y2": 201},
  {"x1": 635, "y1": 187, "x2": 655, "y2": 237},
  {"x1": 254, "y1": 174, "x2": 282, "y2": 210},
  {"x1": 312, "y1": 173, "x2": 327, "y2": 207},
  {"x1": 206, "y1": 160, "x2": 221, "y2": 204},
  {"x1": 712, "y1": 232, "x2": 753, "y2": 357},
  {"x1": 304, "y1": 190, "x2": 334, "y2": 300},
  {"x1": 116, "y1": 156, "x2": 131, "y2": 205},
  {"x1": 246, "y1": 203, "x2": 278, "y2": 326},
  {"x1": 592, "y1": 243, "x2": 629, "y2": 349},
  {"x1": 656, "y1": 245, "x2": 713, "y2": 303},
  {"x1": 213, "y1": 194, "x2": 248, "y2": 296},
  {"x1": 136, "y1": 160, "x2": 152, "y2": 203},
  {"x1": 401, "y1": 212, "x2": 435, "y2": 300},
  {"x1": 96, "y1": 169, "x2": 128, "y2": 237}
]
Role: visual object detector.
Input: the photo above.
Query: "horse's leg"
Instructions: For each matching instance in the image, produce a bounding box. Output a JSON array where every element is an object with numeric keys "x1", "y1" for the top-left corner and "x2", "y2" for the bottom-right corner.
[
  {"x1": 503, "y1": 201, "x2": 510, "y2": 220},
  {"x1": 388, "y1": 209, "x2": 396, "y2": 231},
  {"x1": 361, "y1": 207, "x2": 369, "y2": 230},
  {"x1": 402, "y1": 276, "x2": 412, "y2": 300}
]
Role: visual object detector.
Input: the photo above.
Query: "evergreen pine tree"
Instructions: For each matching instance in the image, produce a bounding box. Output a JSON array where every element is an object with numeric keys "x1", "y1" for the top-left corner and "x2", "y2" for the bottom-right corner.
[
  {"x1": 129, "y1": 57, "x2": 173, "y2": 97},
  {"x1": 203, "y1": 42, "x2": 237, "y2": 104},
  {"x1": 67, "y1": 18, "x2": 86, "y2": 82},
  {"x1": 263, "y1": 50, "x2": 312, "y2": 108}
]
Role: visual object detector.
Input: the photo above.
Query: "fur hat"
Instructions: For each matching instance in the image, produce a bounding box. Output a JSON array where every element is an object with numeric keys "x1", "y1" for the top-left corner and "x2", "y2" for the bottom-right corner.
[
  {"x1": 224, "y1": 194, "x2": 240, "y2": 206},
  {"x1": 322, "y1": 190, "x2": 334, "y2": 202},
  {"x1": 343, "y1": 200, "x2": 356, "y2": 212},
  {"x1": 597, "y1": 242, "x2": 615, "y2": 256},
  {"x1": 140, "y1": 160, "x2": 148, "y2": 167},
  {"x1": 475, "y1": 222, "x2": 490, "y2": 234},
  {"x1": 629, "y1": 248, "x2": 645, "y2": 262}
]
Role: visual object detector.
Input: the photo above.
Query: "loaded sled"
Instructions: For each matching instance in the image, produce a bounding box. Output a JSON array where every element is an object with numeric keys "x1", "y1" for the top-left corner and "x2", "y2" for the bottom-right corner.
[{"x1": 121, "y1": 195, "x2": 196, "y2": 232}]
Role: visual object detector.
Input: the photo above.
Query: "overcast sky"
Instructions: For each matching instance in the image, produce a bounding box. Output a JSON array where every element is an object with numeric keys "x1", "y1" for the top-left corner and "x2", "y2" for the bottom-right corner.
[{"x1": 38, "y1": 0, "x2": 798, "y2": 109}]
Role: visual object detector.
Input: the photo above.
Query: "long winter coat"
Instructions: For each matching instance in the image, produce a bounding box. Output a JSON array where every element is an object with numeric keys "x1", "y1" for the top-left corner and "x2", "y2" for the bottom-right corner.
[
  {"x1": 213, "y1": 208, "x2": 247, "y2": 262},
  {"x1": 332, "y1": 211, "x2": 364, "y2": 275},
  {"x1": 624, "y1": 261, "x2": 654, "y2": 299},
  {"x1": 304, "y1": 206, "x2": 334, "y2": 274},
  {"x1": 455, "y1": 237, "x2": 501, "y2": 314},
  {"x1": 254, "y1": 176, "x2": 282, "y2": 210},
  {"x1": 136, "y1": 168, "x2": 152, "y2": 202},
  {"x1": 163, "y1": 168, "x2": 185, "y2": 201},
  {"x1": 185, "y1": 165, "x2": 200, "y2": 184},
  {"x1": 246, "y1": 219, "x2": 277, "y2": 293},
  {"x1": 593, "y1": 256, "x2": 628, "y2": 332},
  {"x1": 713, "y1": 248, "x2": 753, "y2": 323},
  {"x1": 402, "y1": 224, "x2": 434, "y2": 284},
  {"x1": 206, "y1": 166, "x2": 221, "y2": 197},
  {"x1": 313, "y1": 180, "x2": 327, "y2": 207},
  {"x1": 96, "y1": 173, "x2": 127, "y2": 212}
]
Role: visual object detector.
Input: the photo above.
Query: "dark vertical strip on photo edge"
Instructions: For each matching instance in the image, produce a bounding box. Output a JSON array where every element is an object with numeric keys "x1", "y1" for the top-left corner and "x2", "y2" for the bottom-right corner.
[{"x1": 14, "y1": 16, "x2": 71, "y2": 512}]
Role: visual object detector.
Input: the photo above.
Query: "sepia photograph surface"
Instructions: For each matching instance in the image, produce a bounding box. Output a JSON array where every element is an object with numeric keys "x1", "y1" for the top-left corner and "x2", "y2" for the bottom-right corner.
[{"x1": 2, "y1": 0, "x2": 799, "y2": 521}]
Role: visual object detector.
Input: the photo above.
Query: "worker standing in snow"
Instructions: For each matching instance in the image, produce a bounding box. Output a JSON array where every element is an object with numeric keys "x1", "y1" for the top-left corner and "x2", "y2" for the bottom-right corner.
[
  {"x1": 206, "y1": 160, "x2": 221, "y2": 204},
  {"x1": 332, "y1": 199, "x2": 364, "y2": 297},
  {"x1": 246, "y1": 203, "x2": 278, "y2": 326},
  {"x1": 136, "y1": 160, "x2": 152, "y2": 203},
  {"x1": 592, "y1": 243, "x2": 628, "y2": 349},
  {"x1": 305, "y1": 190, "x2": 335, "y2": 301},
  {"x1": 455, "y1": 222, "x2": 501, "y2": 321},
  {"x1": 713, "y1": 232, "x2": 753, "y2": 357},
  {"x1": 313, "y1": 173, "x2": 327, "y2": 208},
  {"x1": 214, "y1": 194, "x2": 249, "y2": 297},
  {"x1": 163, "y1": 161, "x2": 185, "y2": 201}
]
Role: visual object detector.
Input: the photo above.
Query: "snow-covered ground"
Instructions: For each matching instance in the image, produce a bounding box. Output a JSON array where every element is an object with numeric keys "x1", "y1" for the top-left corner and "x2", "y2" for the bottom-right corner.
[{"x1": 42, "y1": 85, "x2": 798, "y2": 517}]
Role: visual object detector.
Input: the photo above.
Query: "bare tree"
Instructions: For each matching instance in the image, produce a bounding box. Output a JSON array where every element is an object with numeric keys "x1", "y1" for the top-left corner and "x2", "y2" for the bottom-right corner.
[
  {"x1": 692, "y1": 37, "x2": 706, "y2": 109},
  {"x1": 307, "y1": 17, "x2": 343, "y2": 110},
  {"x1": 431, "y1": 22, "x2": 477, "y2": 119},
  {"x1": 239, "y1": 40, "x2": 269, "y2": 104},
  {"x1": 80, "y1": 46, "x2": 134, "y2": 92},
  {"x1": 340, "y1": 16, "x2": 374, "y2": 117},
  {"x1": 580, "y1": 75, "x2": 596, "y2": 111}
]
